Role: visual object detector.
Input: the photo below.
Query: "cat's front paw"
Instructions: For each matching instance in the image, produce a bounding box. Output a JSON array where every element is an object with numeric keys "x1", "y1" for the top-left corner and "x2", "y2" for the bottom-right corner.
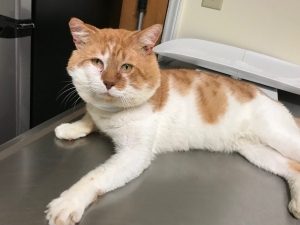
[
  {"x1": 46, "y1": 193, "x2": 84, "y2": 225},
  {"x1": 289, "y1": 199, "x2": 300, "y2": 219},
  {"x1": 55, "y1": 123, "x2": 89, "y2": 140}
]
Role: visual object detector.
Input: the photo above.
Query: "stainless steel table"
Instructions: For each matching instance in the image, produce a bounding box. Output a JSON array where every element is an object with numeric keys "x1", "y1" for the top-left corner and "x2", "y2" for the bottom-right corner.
[{"x1": 0, "y1": 107, "x2": 299, "y2": 225}]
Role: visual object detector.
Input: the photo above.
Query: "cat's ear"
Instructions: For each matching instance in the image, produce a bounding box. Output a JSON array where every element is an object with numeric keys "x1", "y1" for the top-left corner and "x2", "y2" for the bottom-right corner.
[
  {"x1": 136, "y1": 24, "x2": 162, "y2": 54},
  {"x1": 69, "y1": 17, "x2": 96, "y2": 49}
]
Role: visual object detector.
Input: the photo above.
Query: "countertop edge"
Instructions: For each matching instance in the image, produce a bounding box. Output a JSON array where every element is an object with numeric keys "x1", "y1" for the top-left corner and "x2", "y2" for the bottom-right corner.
[{"x1": 0, "y1": 105, "x2": 85, "y2": 160}]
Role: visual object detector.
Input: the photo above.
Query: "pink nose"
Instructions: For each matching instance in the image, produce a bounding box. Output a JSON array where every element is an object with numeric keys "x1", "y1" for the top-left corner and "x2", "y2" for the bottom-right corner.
[{"x1": 103, "y1": 81, "x2": 115, "y2": 90}]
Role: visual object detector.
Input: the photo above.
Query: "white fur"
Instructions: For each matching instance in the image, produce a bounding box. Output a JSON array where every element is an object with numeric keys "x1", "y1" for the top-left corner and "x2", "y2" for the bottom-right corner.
[{"x1": 46, "y1": 71, "x2": 300, "y2": 224}]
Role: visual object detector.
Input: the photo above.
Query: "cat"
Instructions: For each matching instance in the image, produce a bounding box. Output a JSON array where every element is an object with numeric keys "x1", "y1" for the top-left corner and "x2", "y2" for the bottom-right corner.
[{"x1": 46, "y1": 17, "x2": 300, "y2": 225}]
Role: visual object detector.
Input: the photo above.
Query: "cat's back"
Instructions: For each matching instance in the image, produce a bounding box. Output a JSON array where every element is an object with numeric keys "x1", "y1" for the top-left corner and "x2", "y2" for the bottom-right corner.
[
  {"x1": 150, "y1": 69, "x2": 258, "y2": 115},
  {"x1": 151, "y1": 69, "x2": 261, "y2": 153}
]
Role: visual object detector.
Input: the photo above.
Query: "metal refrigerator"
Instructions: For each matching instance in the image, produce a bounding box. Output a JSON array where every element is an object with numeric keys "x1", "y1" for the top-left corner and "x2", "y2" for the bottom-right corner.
[{"x1": 0, "y1": 0, "x2": 32, "y2": 144}]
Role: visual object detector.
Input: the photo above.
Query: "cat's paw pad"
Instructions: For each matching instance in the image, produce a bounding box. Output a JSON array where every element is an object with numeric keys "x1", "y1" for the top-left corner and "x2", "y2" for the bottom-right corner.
[
  {"x1": 46, "y1": 194, "x2": 84, "y2": 225},
  {"x1": 55, "y1": 123, "x2": 88, "y2": 140},
  {"x1": 289, "y1": 199, "x2": 300, "y2": 219}
]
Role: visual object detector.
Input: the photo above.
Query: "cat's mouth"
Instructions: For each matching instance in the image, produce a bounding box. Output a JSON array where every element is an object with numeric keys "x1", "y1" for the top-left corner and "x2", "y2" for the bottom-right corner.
[
  {"x1": 97, "y1": 91, "x2": 117, "y2": 101},
  {"x1": 103, "y1": 92, "x2": 112, "y2": 97},
  {"x1": 96, "y1": 92, "x2": 111, "y2": 98}
]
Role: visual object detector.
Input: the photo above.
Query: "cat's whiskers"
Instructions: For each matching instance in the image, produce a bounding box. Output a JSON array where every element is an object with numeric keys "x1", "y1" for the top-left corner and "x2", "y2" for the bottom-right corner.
[
  {"x1": 72, "y1": 96, "x2": 82, "y2": 110},
  {"x1": 56, "y1": 86, "x2": 76, "y2": 100},
  {"x1": 57, "y1": 81, "x2": 74, "y2": 95},
  {"x1": 60, "y1": 83, "x2": 96, "y2": 110},
  {"x1": 61, "y1": 89, "x2": 78, "y2": 107},
  {"x1": 68, "y1": 90, "x2": 81, "y2": 104}
]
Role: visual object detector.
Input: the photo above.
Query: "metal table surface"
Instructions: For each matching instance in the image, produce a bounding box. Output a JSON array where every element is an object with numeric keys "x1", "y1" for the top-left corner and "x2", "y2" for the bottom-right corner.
[{"x1": 0, "y1": 107, "x2": 299, "y2": 225}]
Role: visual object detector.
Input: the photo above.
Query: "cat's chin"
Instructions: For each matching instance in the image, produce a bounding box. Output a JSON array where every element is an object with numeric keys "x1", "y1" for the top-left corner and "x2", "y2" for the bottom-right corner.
[
  {"x1": 89, "y1": 96, "x2": 147, "y2": 112},
  {"x1": 92, "y1": 103, "x2": 124, "y2": 112},
  {"x1": 98, "y1": 92, "x2": 115, "y2": 100}
]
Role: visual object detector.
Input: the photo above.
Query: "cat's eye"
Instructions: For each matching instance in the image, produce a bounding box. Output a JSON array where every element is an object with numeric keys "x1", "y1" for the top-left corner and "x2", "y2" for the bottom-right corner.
[
  {"x1": 120, "y1": 64, "x2": 133, "y2": 73},
  {"x1": 90, "y1": 58, "x2": 103, "y2": 68}
]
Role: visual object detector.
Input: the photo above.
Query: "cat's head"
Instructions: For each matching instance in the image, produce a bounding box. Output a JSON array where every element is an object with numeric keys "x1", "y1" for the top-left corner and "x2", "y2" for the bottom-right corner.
[{"x1": 67, "y1": 18, "x2": 162, "y2": 111}]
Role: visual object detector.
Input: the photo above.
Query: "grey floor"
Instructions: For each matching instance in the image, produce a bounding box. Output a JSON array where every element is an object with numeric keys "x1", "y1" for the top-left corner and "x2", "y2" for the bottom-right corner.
[{"x1": 0, "y1": 106, "x2": 300, "y2": 225}]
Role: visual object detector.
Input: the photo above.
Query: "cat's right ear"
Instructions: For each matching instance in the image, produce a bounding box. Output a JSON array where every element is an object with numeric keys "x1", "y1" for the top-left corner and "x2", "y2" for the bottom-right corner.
[{"x1": 69, "y1": 18, "x2": 96, "y2": 49}]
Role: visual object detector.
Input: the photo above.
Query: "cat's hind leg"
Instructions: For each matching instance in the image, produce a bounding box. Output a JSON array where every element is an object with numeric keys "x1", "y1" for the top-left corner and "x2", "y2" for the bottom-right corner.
[
  {"x1": 253, "y1": 96, "x2": 300, "y2": 161},
  {"x1": 237, "y1": 142, "x2": 300, "y2": 218}
]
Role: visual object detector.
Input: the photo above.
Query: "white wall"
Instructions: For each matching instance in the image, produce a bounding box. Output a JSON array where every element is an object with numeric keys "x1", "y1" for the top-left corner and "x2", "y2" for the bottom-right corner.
[{"x1": 175, "y1": 0, "x2": 300, "y2": 65}]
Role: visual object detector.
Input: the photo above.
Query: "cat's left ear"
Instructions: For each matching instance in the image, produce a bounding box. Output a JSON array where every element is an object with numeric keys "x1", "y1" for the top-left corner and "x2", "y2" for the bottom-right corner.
[{"x1": 136, "y1": 24, "x2": 162, "y2": 54}]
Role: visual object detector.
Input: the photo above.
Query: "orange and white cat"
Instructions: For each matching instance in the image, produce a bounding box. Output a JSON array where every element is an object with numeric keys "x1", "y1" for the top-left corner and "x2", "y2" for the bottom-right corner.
[{"x1": 46, "y1": 18, "x2": 300, "y2": 225}]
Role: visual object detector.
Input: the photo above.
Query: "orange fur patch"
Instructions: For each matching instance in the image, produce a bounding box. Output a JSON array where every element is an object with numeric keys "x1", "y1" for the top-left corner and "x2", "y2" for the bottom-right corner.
[
  {"x1": 197, "y1": 74, "x2": 228, "y2": 124},
  {"x1": 148, "y1": 69, "x2": 257, "y2": 122},
  {"x1": 167, "y1": 69, "x2": 198, "y2": 95},
  {"x1": 115, "y1": 77, "x2": 127, "y2": 90},
  {"x1": 102, "y1": 69, "x2": 122, "y2": 86},
  {"x1": 221, "y1": 76, "x2": 257, "y2": 102},
  {"x1": 196, "y1": 72, "x2": 256, "y2": 123},
  {"x1": 289, "y1": 160, "x2": 300, "y2": 172},
  {"x1": 101, "y1": 63, "x2": 127, "y2": 91},
  {"x1": 149, "y1": 73, "x2": 169, "y2": 111},
  {"x1": 294, "y1": 117, "x2": 300, "y2": 128}
]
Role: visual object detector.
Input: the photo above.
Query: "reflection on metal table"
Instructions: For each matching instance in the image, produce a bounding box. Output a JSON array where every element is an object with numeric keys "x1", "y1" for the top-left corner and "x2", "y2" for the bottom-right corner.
[{"x1": 0, "y1": 106, "x2": 299, "y2": 225}]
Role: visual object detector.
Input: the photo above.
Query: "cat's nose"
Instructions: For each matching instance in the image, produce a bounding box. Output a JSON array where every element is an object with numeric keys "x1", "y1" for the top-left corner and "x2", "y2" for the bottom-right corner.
[{"x1": 103, "y1": 81, "x2": 115, "y2": 90}]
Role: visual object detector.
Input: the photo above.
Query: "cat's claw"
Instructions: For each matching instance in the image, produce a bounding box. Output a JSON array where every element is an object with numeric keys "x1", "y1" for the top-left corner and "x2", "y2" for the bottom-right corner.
[
  {"x1": 55, "y1": 123, "x2": 88, "y2": 140},
  {"x1": 46, "y1": 193, "x2": 84, "y2": 225},
  {"x1": 289, "y1": 199, "x2": 300, "y2": 219}
]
